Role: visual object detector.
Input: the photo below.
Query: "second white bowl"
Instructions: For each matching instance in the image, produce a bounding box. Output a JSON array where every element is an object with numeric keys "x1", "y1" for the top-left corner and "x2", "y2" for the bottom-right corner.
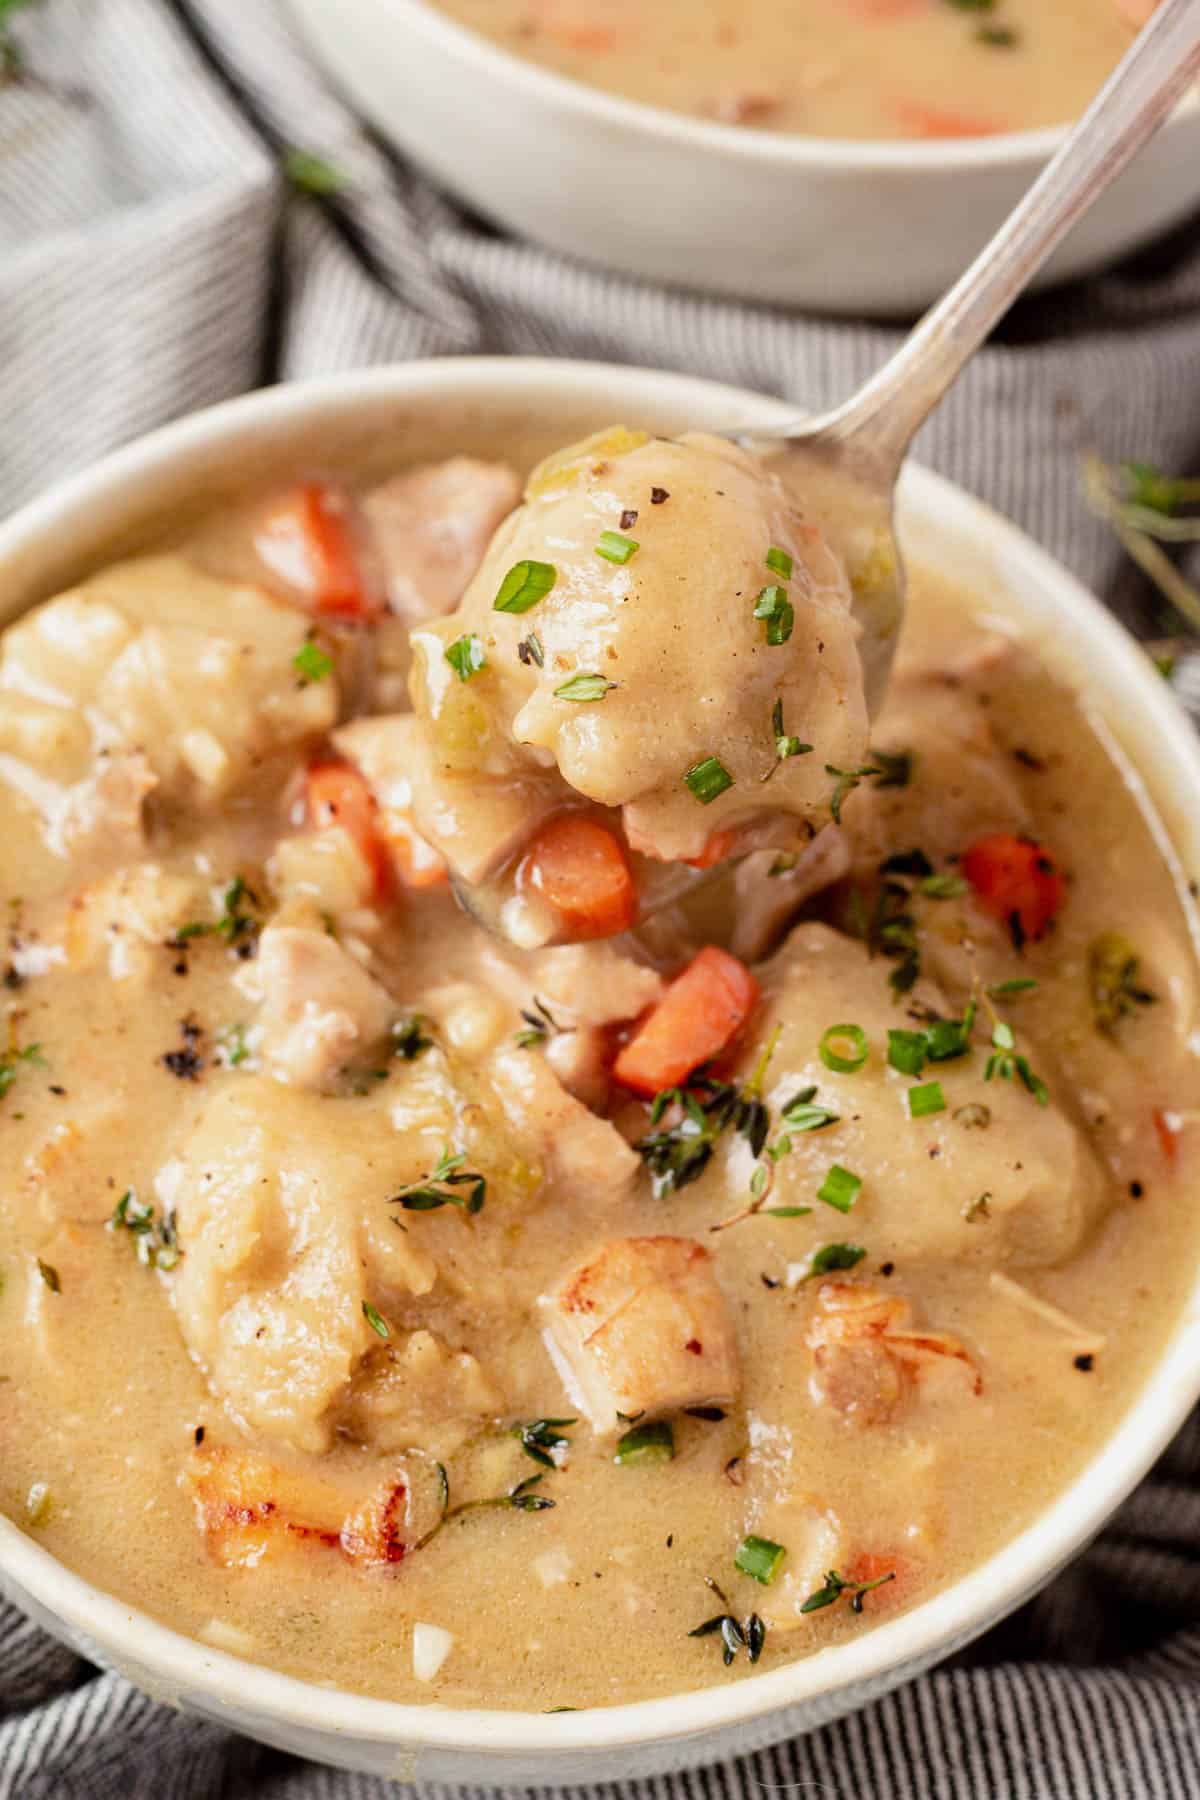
[{"x1": 288, "y1": 0, "x2": 1200, "y2": 314}]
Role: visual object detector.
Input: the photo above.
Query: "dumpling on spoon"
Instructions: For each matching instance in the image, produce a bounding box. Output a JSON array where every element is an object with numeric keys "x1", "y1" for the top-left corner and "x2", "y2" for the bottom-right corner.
[{"x1": 406, "y1": 427, "x2": 871, "y2": 945}]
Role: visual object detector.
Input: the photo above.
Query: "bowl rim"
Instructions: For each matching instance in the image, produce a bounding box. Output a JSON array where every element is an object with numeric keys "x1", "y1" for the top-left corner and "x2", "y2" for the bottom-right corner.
[
  {"x1": 2, "y1": 355, "x2": 1200, "y2": 1759},
  {"x1": 366, "y1": 0, "x2": 1200, "y2": 170}
]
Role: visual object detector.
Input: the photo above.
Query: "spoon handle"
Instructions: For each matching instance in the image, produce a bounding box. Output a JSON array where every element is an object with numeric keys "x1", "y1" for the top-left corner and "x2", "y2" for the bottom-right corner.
[{"x1": 811, "y1": 0, "x2": 1200, "y2": 471}]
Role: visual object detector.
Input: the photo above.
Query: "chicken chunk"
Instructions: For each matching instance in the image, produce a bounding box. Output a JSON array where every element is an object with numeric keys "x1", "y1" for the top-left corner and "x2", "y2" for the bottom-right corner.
[
  {"x1": 163, "y1": 1081, "x2": 442, "y2": 1452},
  {"x1": 340, "y1": 1329, "x2": 502, "y2": 1458},
  {"x1": 0, "y1": 558, "x2": 337, "y2": 842},
  {"x1": 806, "y1": 1281, "x2": 982, "y2": 1427},
  {"x1": 187, "y1": 1443, "x2": 439, "y2": 1570},
  {"x1": 250, "y1": 922, "x2": 396, "y2": 1090},
  {"x1": 540, "y1": 1235, "x2": 740, "y2": 1433},
  {"x1": 742, "y1": 922, "x2": 1106, "y2": 1267},
  {"x1": 487, "y1": 1043, "x2": 640, "y2": 1207},
  {"x1": 61, "y1": 862, "x2": 202, "y2": 981},
  {"x1": 363, "y1": 457, "x2": 521, "y2": 621}
]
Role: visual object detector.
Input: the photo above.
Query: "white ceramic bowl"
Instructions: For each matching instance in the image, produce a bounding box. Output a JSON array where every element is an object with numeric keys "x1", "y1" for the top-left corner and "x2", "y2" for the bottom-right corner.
[
  {"x1": 2, "y1": 358, "x2": 1199, "y2": 1786},
  {"x1": 287, "y1": 0, "x2": 1200, "y2": 314}
]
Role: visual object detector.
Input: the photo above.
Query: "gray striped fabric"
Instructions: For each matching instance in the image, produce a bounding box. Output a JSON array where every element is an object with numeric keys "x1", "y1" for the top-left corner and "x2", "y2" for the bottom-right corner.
[{"x1": 2, "y1": 2, "x2": 1200, "y2": 1795}]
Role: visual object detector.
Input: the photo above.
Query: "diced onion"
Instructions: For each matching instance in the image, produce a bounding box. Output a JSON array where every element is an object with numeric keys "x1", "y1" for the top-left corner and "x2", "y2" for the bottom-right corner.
[{"x1": 412, "y1": 1622, "x2": 455, "y2": 1682}]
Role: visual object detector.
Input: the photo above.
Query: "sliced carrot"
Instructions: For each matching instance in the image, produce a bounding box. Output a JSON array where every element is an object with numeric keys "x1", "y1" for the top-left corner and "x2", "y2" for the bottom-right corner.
[
  {"x1": 961, "y1": 833, "x2": 1065, "y2": 944},
  {"x1": 845, "y1": 1551, "x2": 911, "y2": 1611},
  {"x1": 686, "y1": 829, "x2": 740, "y2": 872},
  {"x1": 380, "y1": 807, "x2": 449, "y2": 891},
  {"x1": 893, "y1": 101, "x2": 1004, "y2": 139},
  {"x1": 306, "y1": 761, "x2": 391, "y2": 898},
  {"x1": 1154, "y1": 1107, "x2": 1181, "y2": 1163},
  {"x1": 613, "y1": 946, "x2": 760, "y2": 1097},
  {"x1": 256, "y1": 483, "x2": 379, "y2": 620},
  {"x1": 518, "y1": 814, "x2": 637, "y2": 941}
]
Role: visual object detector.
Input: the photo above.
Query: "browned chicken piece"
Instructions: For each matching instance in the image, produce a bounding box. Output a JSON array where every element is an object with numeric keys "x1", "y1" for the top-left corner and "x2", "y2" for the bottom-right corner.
[
  {"x1": 540, "y1": 1236, "x2": 740, "y2": 1433},
  {"x1": 362, "y1": 458, "x2": 522, "y2": 620},
  {"x1": 188, "y1": 1443, "x2": 426, "y2": 1570},
  {"x1": 252, "y1": 922, "x2": 396, "y2": 1090},
  {"x1": 806, "y1": 1281, "x2": 982, "y2": 1427}
]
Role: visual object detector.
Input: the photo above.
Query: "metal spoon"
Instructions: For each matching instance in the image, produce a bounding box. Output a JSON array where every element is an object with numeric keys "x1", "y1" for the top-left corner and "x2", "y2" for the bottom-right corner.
[{"x1": 739, "y1": 0, "x2": 1200, "y2": 717}]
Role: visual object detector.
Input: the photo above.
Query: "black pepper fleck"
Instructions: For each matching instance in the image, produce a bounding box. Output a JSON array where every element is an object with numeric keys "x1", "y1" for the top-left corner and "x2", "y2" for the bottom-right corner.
[
  {"x1": 1129, "y1": 1180, "x2": 1144, "y2": 1199},
  {"x1": 619, "y1": 508, "x2": 638, "y2": 530},
  {"x1": 1074, "y1": 1354, "x2": 1095, "y2": 1372},
  {"x1": 650, "y1": 487, "x2": 669, "y2": 505}
]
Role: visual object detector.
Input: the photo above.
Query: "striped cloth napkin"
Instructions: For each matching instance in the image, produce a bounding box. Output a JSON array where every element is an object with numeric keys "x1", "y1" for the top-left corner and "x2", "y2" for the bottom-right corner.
[{"x1": 2, "y1": 4, "x2": 1200, "y2": 1797}]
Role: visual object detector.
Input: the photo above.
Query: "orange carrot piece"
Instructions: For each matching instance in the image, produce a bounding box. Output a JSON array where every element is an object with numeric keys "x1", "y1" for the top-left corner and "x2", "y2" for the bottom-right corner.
[
  {"x1": 845, "y1": 1551, "x2": 910, "y2": 1610},
  {"x1": 613, "y1": 946, "x2": 760, "y2": 1097},
  {"x1": 306, "y1": 762, "x2": 391, "y2": 898},
  {"x1": 519, "y1": 814, "x2": 638, "y2": 941},
  {"x1": 380, "y1": 808, "x2": 449, "y2": 891},
  {"x1": 686, "y1": 829, "x2": 740, "y2": 872},
  {"x1": 961, "y1": 833, "x2": 1065, "y2": 944},
  {"x1": 893, "y1": 101, "x2": 1004, "y2": 138},
  {"x1": 1154, "y1": 1107, "x2": 1181, "y2": 1163},
  {"x1": 256, "y1": 483, "x2": 379, "y2": 620}
]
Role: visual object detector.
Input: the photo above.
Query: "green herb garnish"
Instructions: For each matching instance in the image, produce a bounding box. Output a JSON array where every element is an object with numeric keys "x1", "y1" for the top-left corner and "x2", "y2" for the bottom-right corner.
[
  {"x1": 907, "y1": 1080, "x2": 946, "y2": 1119},
  {"x1": 615, "y1": 1419, "x2": 674, "y2": 1465},
  {"x1": 735, "y1": 1535, "x2": 786, "y2": 1586},
  {"x1": 293, "y1": 636, "x2": 333, "y2": 685},
  {"x1": 392, "y1": 1015, "x2": 434, "y2": 1060},
  {"x1": 768, "y1": 698, "x2": 812, "y2": 773},
  {"x1": 554, "y1": 672, "x2": 618, "y2": 702},
  {"x1": 595, "y1": 531, "x2": 639, "y2": 565},
  {"x1": 513, "y1": 1416, "x2": 576, "y2": 1469},
  {"x1": 983, "y1": 1019, "x2": 1048, "y2": 1104},
  {"x1": 753, "y1": 585, "x2": 794, "y2": 646},
  {"x1": 388, "y1": 1146, "x2": 486, "y2": 1215},
  {"x1": 108, "y1": 1190, "x2": 181, "y2": 1270},
  {"x1": 688, "y1": 1581, "x2": 767, "y2": 1666},
  {"x1": 1087, "y1": 932, "x2": 1155, "y2": 1036},
  {"x1": 518, "y1": 632, "x2": 545, "y2": 668},
  {"x1": 684, "y1": 756, "x2": 734, "y2": 805},
  {"x1": 807, "y1": 1242, "x2": 866, "y2": 1279},
  {"x1": 175, "y1": 876, "x2": 261, "y2": 951},
  {"x1": 0, "y1": 1041, "x2": 44, "y2": 1101},
  {"x1": 445, "y1": 634, "x2": 487, "y2": 681},
  {"x1": 362, "y1": 1300, "x2": 390, "y2": 1339},
  {"x1": 816, "y1": 1164, "x2": 862, "y2": 1214},
  {"x1": 765, "y1": 546, "x2": 793, "y2": 579},
  {"x1": 514, "y1": 995, "x2": 565, "y2": 1050},
  {"x1": 494, "y1": 559, "x2": 557, "y2": 613},
  {"x1": 819, "y1": 1023, "x2": 869, "y2": 1073},
  {"x1": 800, "y1": 1567, "x2": 895, "y2": 1615}
]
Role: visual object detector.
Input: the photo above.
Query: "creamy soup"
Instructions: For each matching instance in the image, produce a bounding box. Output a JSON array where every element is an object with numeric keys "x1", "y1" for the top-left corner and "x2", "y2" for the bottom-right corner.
[
  {"x1": 430, "y1": 0, "x2": 1148, "y2": 140},
  {"x1": 0, "y1": 436, "x2": 1197, "y2": 1713}
]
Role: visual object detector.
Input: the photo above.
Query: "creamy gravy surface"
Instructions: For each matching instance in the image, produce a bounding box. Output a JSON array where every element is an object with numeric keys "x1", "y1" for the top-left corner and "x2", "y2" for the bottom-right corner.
[
  {"x1": 0, "y1": 438, "x2": 1197, "y2": 1712},
  {"x1": 429, "y1": 0, "x2": 1143, "y2": 140}
]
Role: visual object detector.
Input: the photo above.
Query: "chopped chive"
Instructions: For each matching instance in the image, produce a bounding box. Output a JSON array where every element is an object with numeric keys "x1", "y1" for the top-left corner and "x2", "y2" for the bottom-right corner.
[
  {"x1": 907, "y1": 1081, "x2": 946, "y2": 1119},
  {"x1": 817, "y1": 1164, "x2": 862, "y2": 1214},
  {"x1": 445, "y1": 634, "x2": 486, "y2": 681},
  {"x1": 753, "y1": 585, "x2": 794, "y2": 647},
  {"x1": 986, "y1": 978, "x2": 1038, "y2": 997},
  {"x1": 494, "y1": 559, "x2": 557, "y2": 614},
  {"x1": 920, "y1": 872, "x2": 968, "y2": 899},
  {"x1": 735, "y1": 1535, "x2": 787, "y2": 1586},
  {"x1": 807, "y1": 1242, "x2": 866, "y2": 1279},
  {"x1": 684, "y1": 756, "x2": 734, "y2": 805},
  {"x1": 292, "y1": 637, "x2": 333, "y2": 684},
  {"x1": 362, "y1": 1300, "x2": 390, "y2": 1339},
  {"x1": 615, "y1": 1419, "x2": 674, "y2": 1465},
  {"x1": 770, "y1": 697, "x2": 812, "y2": 768},
  {"x1": 765, "y1": 546, "x2": 794, "y2": 579},
  {"x1": 887, "y1": 1028, "x2": 928, "y2": 1077},
  {"x1": 819, "y1": 1023, "x2": 869, "y2": 1073},
  {"x1": 595, "y1": 530, "x2": 639, "y2": 565},
  {"x1": 554, "y1": 672, "x2": 618, "y2": 702}
]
